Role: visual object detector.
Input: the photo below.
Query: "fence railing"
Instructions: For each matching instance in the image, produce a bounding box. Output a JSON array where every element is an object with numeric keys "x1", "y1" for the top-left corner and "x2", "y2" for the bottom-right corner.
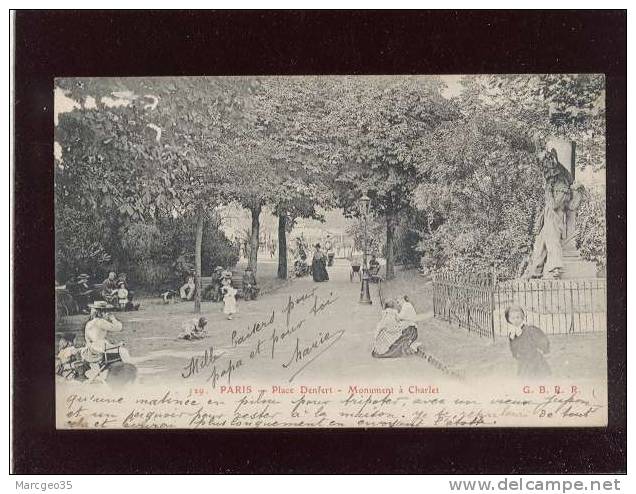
[
  {"x1": 432, "y1": 273, "x2": 607, "y2": 339},
  {"x1": 493, "y1": 278, "x2": 607, "y2": 336},
  {"x1": 432, "y1": 272, "x2": 496, "y2": 339}
]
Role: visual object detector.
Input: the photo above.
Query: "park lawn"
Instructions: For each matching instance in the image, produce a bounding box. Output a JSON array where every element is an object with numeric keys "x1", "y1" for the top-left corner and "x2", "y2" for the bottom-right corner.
[
  {"x1": 377, "y1": 266, "x2": 434, "y2": 314},
  {"x1": 56, "y1": 262, "x2": 607, "y2": 385},
  {"x1": 55, "y1": 258, "x2": 291, "y2": 354}
]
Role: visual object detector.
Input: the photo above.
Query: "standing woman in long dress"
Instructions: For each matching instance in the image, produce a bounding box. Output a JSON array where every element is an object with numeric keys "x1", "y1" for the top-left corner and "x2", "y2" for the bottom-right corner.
[{"x1": 311, "y1": 244, "x2": 329, "y2": 282}]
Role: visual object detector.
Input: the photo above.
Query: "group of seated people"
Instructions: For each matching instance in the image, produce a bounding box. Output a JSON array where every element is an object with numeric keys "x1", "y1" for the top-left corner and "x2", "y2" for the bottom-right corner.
[
  {"x1": 179, "y1": 266, "x2": 259, "y2": 302},
  {"x1": 372, "y1": 295, "x2": 421, "y2": 358},
  {"x1": 64, "y1": 271, "x2": 138, "y2": 312},
  {"x1": 64, "y1": 273, "x2": 94, "y2": 310},
  {"x1": 101, "y1": 271, "x2": 139, "y2": 311}
]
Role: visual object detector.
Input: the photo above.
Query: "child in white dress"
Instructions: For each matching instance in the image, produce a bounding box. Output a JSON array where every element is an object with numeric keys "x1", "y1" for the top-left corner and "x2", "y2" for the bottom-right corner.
[
  {"x1": 222, "y1": 282, "x2": 238, "y2": 320},
  {"x1": 116, "y1": 282, "x2": 129, "y2": 310}
]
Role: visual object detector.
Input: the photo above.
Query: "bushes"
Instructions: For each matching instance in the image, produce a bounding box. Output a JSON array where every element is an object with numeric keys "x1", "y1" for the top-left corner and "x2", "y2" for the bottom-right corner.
[
  {"x1": 55, "y1": 208, "x2": 239, "y2": 292},
  {"x1": 118, "y1": 215, "x2": 239, "y2": 292},
  {"x1": 55, "y1": 203, "x2": 114, "y2": 283},
  {"x1": 576, "y1": 188, "x2": 606, "y2": 270}
]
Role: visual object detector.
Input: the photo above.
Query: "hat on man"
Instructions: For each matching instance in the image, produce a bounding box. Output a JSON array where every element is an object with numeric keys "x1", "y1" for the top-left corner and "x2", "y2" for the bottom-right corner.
[{"x1": 88, "y1": 301, "x2": 114, "y2": 310}]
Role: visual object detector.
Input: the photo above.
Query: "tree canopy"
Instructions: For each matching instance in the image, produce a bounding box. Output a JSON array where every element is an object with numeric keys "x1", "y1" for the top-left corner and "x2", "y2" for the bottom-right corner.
[{"x1": 55, "y1": 74, "x2": 607, "y2": 289}]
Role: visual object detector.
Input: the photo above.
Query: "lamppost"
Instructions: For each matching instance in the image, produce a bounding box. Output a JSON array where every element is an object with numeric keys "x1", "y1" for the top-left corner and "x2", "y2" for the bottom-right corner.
[{"x1": 359, "y1": 192, "x2": 372, "y2": 304}]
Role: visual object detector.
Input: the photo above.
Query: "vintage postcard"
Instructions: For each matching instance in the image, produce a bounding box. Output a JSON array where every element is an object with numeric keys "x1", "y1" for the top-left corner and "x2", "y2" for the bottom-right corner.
[{"x1": 53, "y1": 74, "x2": 607, "y2": 429}]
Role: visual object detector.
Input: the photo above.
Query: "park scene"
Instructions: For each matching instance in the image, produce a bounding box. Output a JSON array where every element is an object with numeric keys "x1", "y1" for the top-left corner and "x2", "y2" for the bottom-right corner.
[{"x1": 54, "y1": 74, "x2": 607, "y2": 391}]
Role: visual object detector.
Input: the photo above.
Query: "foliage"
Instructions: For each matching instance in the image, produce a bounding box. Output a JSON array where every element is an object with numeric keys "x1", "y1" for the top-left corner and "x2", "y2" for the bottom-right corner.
[
  {"x1": 328, "y1": 77, "x2": 458, "y2": 214},
  {"x1": 55, "y1": 77, "x2": 251, "y2": 294},
  {"x1": 409, "y1": 74, "x2": 605, "y2": 277},
  {"x1": 119, "y1": 214, "x2": 238, "y2": 290},
  {"x1": 325, "y1": 76, "x2": 459, "y2": 277},
  {"x1": 413, "y1": 113, "x2": 544, "y2": 277},
  {"x1": 576, "y1": 188, "x2": 606, "y2": 269},
  {"x1": 55, "y1": 203, "x2": 113, "y2": 282},
  {"x1": 346, "y1": 217, "x2": 385, "y2": 256},
  {"x1": 467, "y1": 74, "x2": 605, "y2": 170},
  {"x1": 54, "y1": 74, "x2": 606, "y2": 287}
]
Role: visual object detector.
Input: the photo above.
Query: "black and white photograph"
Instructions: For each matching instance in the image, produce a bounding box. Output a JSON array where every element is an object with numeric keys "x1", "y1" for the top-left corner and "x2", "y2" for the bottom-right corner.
[
  {"x1": 10, "y1": 9, "x2": 626, "y2": 476},
  {"x1": 52, "y1": 73, "x2": 609, "y2": 428}
]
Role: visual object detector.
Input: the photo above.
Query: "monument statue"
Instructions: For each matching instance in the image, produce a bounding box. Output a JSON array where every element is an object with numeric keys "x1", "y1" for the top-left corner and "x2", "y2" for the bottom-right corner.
[{"x1": 523, "y1": 147, "x2": 588, "y2": 279}]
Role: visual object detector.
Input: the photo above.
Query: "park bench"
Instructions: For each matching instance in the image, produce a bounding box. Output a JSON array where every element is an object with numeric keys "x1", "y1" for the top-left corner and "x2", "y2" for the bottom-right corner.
[{"x1": 200, "y1": 271, "x2": 245, "y2": 299}]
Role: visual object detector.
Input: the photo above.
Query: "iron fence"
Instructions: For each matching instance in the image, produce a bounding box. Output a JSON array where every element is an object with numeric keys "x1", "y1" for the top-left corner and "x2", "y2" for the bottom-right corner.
[
  {"x1": 493, "y1": 278, "x2": 606, "y2": 336},
  {"x1": 432, "y1": 272, "x2": 496, "y2": 339},
  {"x1": 432, "y1": 272, "x2": 606, "y2": 339}
]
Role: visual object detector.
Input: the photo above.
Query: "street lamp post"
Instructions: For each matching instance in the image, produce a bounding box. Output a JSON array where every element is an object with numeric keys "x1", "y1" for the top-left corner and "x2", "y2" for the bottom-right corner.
[{"x1": 359, "y1": 192, "x2": 372, "y2": 304}]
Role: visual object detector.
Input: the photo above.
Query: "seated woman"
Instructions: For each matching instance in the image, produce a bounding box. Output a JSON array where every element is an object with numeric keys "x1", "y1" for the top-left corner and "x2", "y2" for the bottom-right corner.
[
  {"x1": 372, "y1": 300, "x2": 418, "y2": 358},
  {"x1": 180, "y1": 274, "x2": 196, "y2": 301},
  {"x1": 242, "y1": 267, "x2": 258, "y2": 300},
  {"x1": 101, "y1": 271, "x2": 119, "y2": 305},
  {"x1": 80, "y1": 301, "x2": 133, "y2": 382}
]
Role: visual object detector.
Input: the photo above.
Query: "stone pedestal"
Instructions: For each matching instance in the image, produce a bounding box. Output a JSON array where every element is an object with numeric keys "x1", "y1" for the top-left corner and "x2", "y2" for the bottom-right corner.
[{"x1": 561, "y1": 246, "x2": 598, "y2": 279}]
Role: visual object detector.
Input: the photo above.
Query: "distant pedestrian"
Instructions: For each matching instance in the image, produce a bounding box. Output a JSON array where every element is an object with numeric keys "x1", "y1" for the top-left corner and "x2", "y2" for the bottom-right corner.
[{"x1": 311, "y1": 244, "x2": 329, "y2": 282}]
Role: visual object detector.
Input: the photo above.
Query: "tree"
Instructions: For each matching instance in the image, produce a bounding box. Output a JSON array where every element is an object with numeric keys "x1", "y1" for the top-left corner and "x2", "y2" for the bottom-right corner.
[
  {"x1": 218, "y1": 77, "x2": 338, "y2": 278},
  {"x1": 56, "y1": 77, "x2": 254, "y2": 312},
  {"x1": 470, "y1": 74, "x2": 605, "y2": 170},
  {"x1": 411, "y1": 74, "x2": 605, "y2": 278},
  {"x1": 328, "y1": 76, "x2": 458, "y2": 279},
  {"x1": 413, "y1": 113, "x2": 543, "y2": 277},
  {"x1": 55, "y1": 94, "x2": 164, "y2": 282},
  {"x1": 259, "y1": 78, "x2": 338, "y2": 279}
]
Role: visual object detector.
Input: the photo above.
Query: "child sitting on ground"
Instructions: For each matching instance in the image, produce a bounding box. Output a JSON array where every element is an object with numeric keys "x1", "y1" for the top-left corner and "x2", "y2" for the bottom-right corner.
[
  {"x1": 398, "y1": 295, "x2": 417, "y2": 323},
  {"x1": 56, "y1": 333, "x2": 88, "y2": 380},
  {"x1": 178, "y1": 317, "x2": 208, "y2": 340}
]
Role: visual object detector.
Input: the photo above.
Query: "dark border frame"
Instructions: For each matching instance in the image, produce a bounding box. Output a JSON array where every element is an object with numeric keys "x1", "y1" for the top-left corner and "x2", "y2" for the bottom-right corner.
[{"x1": 12, "y1": 10, "x2": 626, "y2": 474}]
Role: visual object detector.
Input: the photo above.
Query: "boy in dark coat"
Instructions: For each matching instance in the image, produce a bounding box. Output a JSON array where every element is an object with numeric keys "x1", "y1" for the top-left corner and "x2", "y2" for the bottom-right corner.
[{"x1": 506, "y1": 305, "x2": 551, "y2": 378}]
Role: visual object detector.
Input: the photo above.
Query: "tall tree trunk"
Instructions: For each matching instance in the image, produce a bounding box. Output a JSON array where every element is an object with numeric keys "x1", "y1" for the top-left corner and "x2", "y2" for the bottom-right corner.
[
  {"x1": 277, "y1": 213, "x2": 288, "y2": 279},
  {"x1": 385, "y1": 213, "x2": 396, "y2": 280},
  {"x1": 194, "y1": 213, "x2": 204, "y2": 313},
  {"x1": 249, "y1": 204, "x2": 261, "y2": 275}
]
